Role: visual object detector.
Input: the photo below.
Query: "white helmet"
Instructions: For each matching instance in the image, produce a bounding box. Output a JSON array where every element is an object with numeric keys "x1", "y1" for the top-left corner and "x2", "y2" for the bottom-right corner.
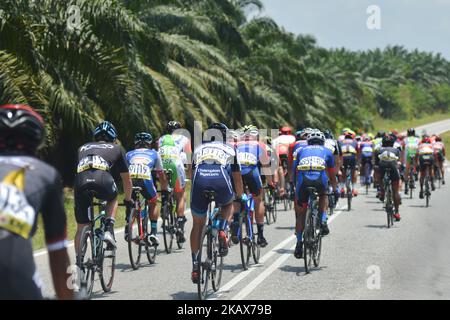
[{"x1": 307, "y1": 130, "x2": 325, "y2": 145}]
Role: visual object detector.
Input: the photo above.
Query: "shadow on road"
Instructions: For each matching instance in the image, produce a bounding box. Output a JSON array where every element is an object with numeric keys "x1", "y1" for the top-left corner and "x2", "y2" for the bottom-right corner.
[
  {"x1": 115, "y1": 262, "x2": 157, "y2": 273},
  {"x1": 279, "y1": 264, "x2": 327, "y2": 276},
  {"x1": 275, "y1": 226, "x2": 295, "y2": 230},
  {"x1": 365, "y1": 225, "x2": 389, "y2": 229},
  {"x1": 409, "y1": 205, "x2": 427, "y2": 208},
  {"x1": 170, "y1": 291, "x2": 198, "y2": 300},
  {"x1": 371, "y1": 208, "x2": 385, "y2": 212}
]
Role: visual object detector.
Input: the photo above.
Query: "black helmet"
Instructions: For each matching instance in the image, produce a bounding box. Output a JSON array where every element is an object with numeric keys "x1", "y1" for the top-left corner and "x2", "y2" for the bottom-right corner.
[
  {"x1": 0, "y1": 104, "x2": 45, "y2": 154},
  {"x1": 407, "y1": 128, "x2": 415, "y2": 137},
  {"x1": 382, "y1": 133, "x2": 396, "y2": 147},
  {"x1": 134, "y1": 132, "x2": 153, "y2": 148},
  {"x1": 167, "y1": 121, "x2": 182, "y2": 134},
  {"x1": 208, "y1": 123, "x2": 229, "y2": 141},
  {"x1": 324, "y1": 129, "x2": 334, "y2": 140},
  {"x1": 93, "y1": 121, "x2": 117, "y2": 142},
  {"x1": 376, "y1": 131, "x2": 386, "y2": 139}
]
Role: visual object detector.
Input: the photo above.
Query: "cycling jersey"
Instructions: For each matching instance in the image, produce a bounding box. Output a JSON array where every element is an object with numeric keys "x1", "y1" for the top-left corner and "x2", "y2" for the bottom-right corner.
[
  {"x1": 170, "y1": 134, "x2": 192, "y2": 165},
  {"x1": 433, "y1": 142, "x2": 445, "y2": 155},
  {"x1": 404, "y1": 136, "x2": 420, "y2": 162},
  {"x1": 273, "y1": 134, "x2": 296, "y2": 158},
  {"x1": 360, "y1": 141, "x2": 374, "y2": 158},
  {"x1": 378, "y1": 147, "x2": 401, "y2": 182},
  {"x1": 291, "y1": 140, "x2": 308, "y2": 163},
  {"x1": 0, "y1": 155, "x2": 67, "y2": 299},
  {"x1": 74, "y1": 142, "x2": 128, "y2": 224},
  {"x1": 293, "y1": 145, "x2": 335, "y2": 204},
  {"x1": 324, "y1": 139, "x2": 342, "y2": 156},
  {"x1": 190, "y1": 141, "x2": 240, "y2": 216},
  {"x1": 417, "y1": 143, "x2": 435, "y2": 170},
  {"x1": 373, "y1": 138, "x2": 383, "y2": 152},
  {"x1": 126, "y1": 148, "x2": 163, "y2": 201},
  {"x1": 339, "y1": 139, "x2": 359, "y2": 159},
  {"x1": 158, "y1": 134, "x2": 186, "y2": 192}
]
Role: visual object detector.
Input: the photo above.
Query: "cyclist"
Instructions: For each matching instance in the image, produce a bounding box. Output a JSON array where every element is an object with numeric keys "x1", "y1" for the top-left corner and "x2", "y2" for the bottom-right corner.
[
  {"x1": 373, "y1": 131, "x2": 386, "y2": 197},
  {"x1": 339, "y1": 130, "x2": 360, "y2": 197},
  {"x1": 359, "y1": 134, "x2": 374, "y2": 187},
  {"x1": 74, "y1": 121, "x2": 133, "y2": 255},
  {"x1": 416, "y1": 136, "x2": 436, "y2": 199},
  {"x1": 158, "y1": 121, "x2": 191, "y2": 243},
  {"x1": 190, "y1": 123, "x2": 245, "y2": 283},
  {"x1": 261, "y1": 135, "x2": 280, "y2": 193},
  {"x1": 233, "y1": 125, "x2": 272, "y2": 247},
  {"x1": 0, "y1": 104, "x2": 73, "y2": 300},
  {"x1": 403, "y1": 128, "x2": 420, "y2": 194},
  {"x1": 324, "y1": 129, "x2": 342, "y2": 173},
  {"x1": 293, "y1": 130, "x2": 338, "y2": 258},
  {"x1": 378, "y1": 133, "x2": 402, "y2": 221},
  {"x1": 273, "y1": 126, "x2": 296, "y2": 196},
  {"x1": 125, "y1": 133, "x2": 169, "y2": 245},
  {"x1": 289, "y1": 129, "x2": 311, "y2": 183},
  {"x1": 433, "y1": 136, "x2": 446, "y2": 185}
]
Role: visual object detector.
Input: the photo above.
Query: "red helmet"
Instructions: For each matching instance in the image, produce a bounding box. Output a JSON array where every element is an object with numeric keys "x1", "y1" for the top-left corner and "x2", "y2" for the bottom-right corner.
[
  {"x1": 422, "y1": 136, "x2": 431, "y2": 144},
  {"x1": 280, "y1": 126, "x2": 292, "y2": 135},
  {"x1": 0, "y1": 104, "x2": 45, "y2": 153}
]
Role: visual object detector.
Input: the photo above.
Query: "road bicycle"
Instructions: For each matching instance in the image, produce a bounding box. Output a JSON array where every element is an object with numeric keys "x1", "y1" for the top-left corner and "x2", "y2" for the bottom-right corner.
[
  {"x1": 196, "y1": 191, "x2": 224, "y2": 300},
  {"x1": 126, "y1": 186, "x2": 157, "y2": 270},
  {"x1": 362, "y1": 160, "x2": 373, "y2": 195},
  {"x1": 344, "y1": 166, "x2": 353, "y2": 211},
  {"x1": 160, "y1": 169, "x2": 184, "y2": 254},
  {"x1": 77, "y1": 192, "x2": 116, "y2": 298},
  {"x1": 237, "y1": 193, "x2": 261, "y2": 270},
  {"x1": 263, "y1": 185, "x2": 277, "y2": 224},
  {"x1": 383, "y1": 168, "x2": 395, "y2": 228},
  {"x1": 303, "y1": 187, "x2": 323, "y2": 274}
]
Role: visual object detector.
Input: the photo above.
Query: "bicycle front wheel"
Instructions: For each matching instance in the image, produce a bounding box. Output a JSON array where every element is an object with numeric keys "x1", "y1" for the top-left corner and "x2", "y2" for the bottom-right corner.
[
  {"x1": 239, "y1": 213, "x2": 251, "y2": 270},
  {"x1": 197, "y1": 227, "x2": 210, "y2": 300},
  {"x1": 162, "y1": 203, "x2": 174, "y2": 254},
  {"x1": 100, "y1": 237, "x2": 116, "y2": 293},
  {"x1": 77, "y1": 225, "x2": 95, "y2": 298},
  {"x1": 303, "y1": 210, "x2": 314, "y2": 274},
  {"x1": 211, "y1": 232, "x2": 223, "y2": 292},
  {"x1": 127, "y1": 211, "x2": 142, "y2": 270},
  {"x1": 144, "y1": 217, "x2": 157, "y2": 264}
]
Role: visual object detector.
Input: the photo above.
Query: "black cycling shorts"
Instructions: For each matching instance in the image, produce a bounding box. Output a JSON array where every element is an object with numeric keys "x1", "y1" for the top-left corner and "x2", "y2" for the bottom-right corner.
[
  {"x1": 74, "y1": 170, "x2": 118, "y2": 224},
  {"x1": 295, "y1": 174, "x2": 327, "y2": 205},
  {"x1": 0, "y1": 235, "x2": 43, "y2": 300},
  {"x1": 419, "y1": 154, "x2": 434, "y2": 171},
  {"x1": 379, "y1": 162, "x2": 400, "y2": 182},
  {"x1": 343, "y1": 157, "x2": 357, "y2": 170},
  {"x1": 361, "y1": 157, "x2": 373, "y2": 166}
]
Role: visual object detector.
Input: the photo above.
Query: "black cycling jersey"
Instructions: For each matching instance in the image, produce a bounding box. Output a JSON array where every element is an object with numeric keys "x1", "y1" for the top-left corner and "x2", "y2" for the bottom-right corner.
[
  {"x1": 0, "y1": 154, "x2": 68, "y2": 300},
  {"x1": 77, "y1": 141, "x2": 129, "y2": 180}
]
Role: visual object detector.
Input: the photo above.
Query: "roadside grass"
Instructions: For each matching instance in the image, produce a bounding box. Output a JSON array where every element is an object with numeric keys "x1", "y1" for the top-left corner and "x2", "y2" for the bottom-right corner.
[
  {"x1": 32, "y1": 182, "x2": 192, "y2": 251},
  {"x1": 373, "y1": 111, "x2": 450, "y2": 133},
  {"x1": 443, "y1": 131, "x2": 450, "y2": 154}
]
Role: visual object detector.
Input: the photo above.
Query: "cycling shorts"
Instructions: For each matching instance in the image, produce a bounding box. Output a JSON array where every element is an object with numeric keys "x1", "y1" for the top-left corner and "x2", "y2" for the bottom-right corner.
[
  {"x1": 379, "y1": 162, "x2": 400, "y2": 182},
  {"x1": 190, "y1": 166, "x2": 235, "y2": 216},
  {"x1": 343, "y1": 157, "x2": 357, "y2": 170},
  {"x1": 132, "y1": 178, "x2": 157, "y2": 203},
  {"x1": 295, "y1": 172, "x2": 327, "y2": 205},
  {"x1": 242, "y1": 168, "x2": 263, "y2": 197},
  {"x1": 163, "y1": 161, "x2": 186, "y2": 193},
  {"x1": 74, "y1": 170, "x2": 118, "y2": 224},
  {"x1": 361, "y1": 156, "x2": 373, "y2": 166},
  {"x1": 419, "y1": 154, "x2": 434, "y2": 171}
]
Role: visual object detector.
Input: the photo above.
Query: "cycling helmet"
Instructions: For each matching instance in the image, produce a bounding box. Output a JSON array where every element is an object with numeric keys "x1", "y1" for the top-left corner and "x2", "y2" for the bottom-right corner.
[
  {"x1": 376, "y1": 131, "x2": 385, "y2": 139},
  {"x1": 422, "y1": 136, "x2": 431, "y2": 144},
  {"x1": 280, "y1": 126, "x2": 292, "y2": 135},
  {"x1": 242, "y1": 125, "x2": 259, "y2": 137},
  {"x1": 323, "y1": 129, "x2": 334, "y2": 140},
  {"x1": 295, "y1": 130, "x2": 303, "y2": 141},
  {"x1": 93, "y1": 121, "x2": 117, "y2": 142},
  {"x1": 407, "y1": 128, "x2": 415, "y2": 137},
  {"x1": 435, "y1": 135, "x2": 442, "y2": 142},
  {"x1": 134, "y1": 132, "x2": 153, "y2": 148},
  {"x1": 301, "y1": 127, "x2": 314, "y2": 140},
  {"x1": 0, "y1": 104, "x2": 45, "y2": 153},
  {"x1": 355, "y1": 135, "x2": 362, "y2": 142},
  {"x1": 307, "y1": 130, "x2": 325, "y2": 145},
  {"x1": 167, "y1": 121, "x2": 182, "y2": 134},
  {"x1": 382, "y1": 133, "x2": 396, "y2": 147},
  {"x1": 208, "y1": 122, "x2": 229, "y2": 141}
]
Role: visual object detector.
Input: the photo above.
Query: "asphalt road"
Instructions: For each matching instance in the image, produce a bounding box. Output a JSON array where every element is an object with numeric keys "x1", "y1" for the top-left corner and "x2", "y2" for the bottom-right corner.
[{"x1": 34, "y1": 119, "x2": 450, "y2": 300}]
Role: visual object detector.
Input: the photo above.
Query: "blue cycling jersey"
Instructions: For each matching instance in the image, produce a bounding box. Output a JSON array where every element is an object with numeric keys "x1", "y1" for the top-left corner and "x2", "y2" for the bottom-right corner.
[
  {"x1": 293, "y1": 145, "x2": 334, "y2": 183},
  {"x1": 126, "y1": 148, "x2": 163, "y2": 181},
  {"x1": 292, "y1": 140, "x2": 308, "y2": 161},
  {"x1": 235, "y1": 140, "x2": 268, "y2": 175}
]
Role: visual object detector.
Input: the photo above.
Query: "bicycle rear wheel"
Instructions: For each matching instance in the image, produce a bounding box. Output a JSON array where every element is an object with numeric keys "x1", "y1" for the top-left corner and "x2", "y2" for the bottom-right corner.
[
  {"x1": 78, "y1": 225, "x2": 95, "y2": 298},
  {"x1": 271, "y1": 194, "x2": 278, "y2": 223},
  {"x1": 197, "y1": 227, "x2": 210, "y2": 300},
  {"x1": 239, "y1": 213, "x2": 251, "y2": 270},
  {"x1": 347, "y1": 189, "x2": 352, "y2": 211},
  {"x1": 303, "y1": 210, "x2": 314, "y2": 274},
  {"x1": 162, "y1": 202, "x2": 174, "y2": 254},
  {"x1": 144, "y1": 217, "x2": 157, "y2": 264},
  {"x1": 100, "y1": 236, "x2": 116, "y2": 293},
  {"x1": 211, "y1": 232, "x2": 223, "y2": 292},
  {"x1": 264, "y1": 191, "x2": 271, "y2": 225},
  {"x1": 313, "y1": 218, "x2": 322, "y2": 267},
  {"x1": 127, "y1": 211, "x2": 142, "y2": 270},
  {"x1": 425, "y1": 176, "x2": 430, "y2": 207}
]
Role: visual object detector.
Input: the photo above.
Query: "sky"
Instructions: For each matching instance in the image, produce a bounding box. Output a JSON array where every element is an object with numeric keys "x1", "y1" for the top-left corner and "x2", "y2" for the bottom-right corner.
[{"x1": 259, "y1": 0, "x2": 450, "y2": 59}]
